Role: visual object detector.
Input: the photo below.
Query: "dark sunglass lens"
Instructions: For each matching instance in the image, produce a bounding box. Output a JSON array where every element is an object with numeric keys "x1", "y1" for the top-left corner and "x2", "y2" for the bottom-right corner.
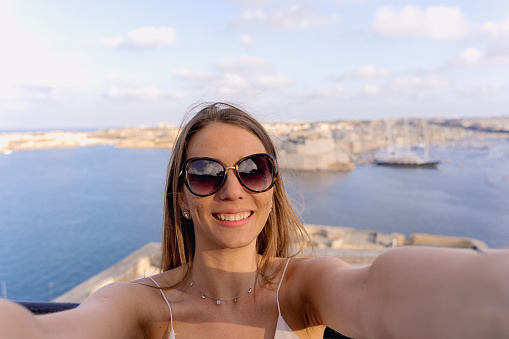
[
  {"x1": 187, "y1": 159, "x2": 224, "y2": 195},
  {"x1": 238, "y1": 155, "x2": 274, "y2": 192}
]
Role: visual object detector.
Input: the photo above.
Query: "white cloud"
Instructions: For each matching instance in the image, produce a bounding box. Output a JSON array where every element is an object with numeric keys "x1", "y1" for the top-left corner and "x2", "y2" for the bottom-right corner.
[
  {"x1": 172, "y1": 69, "x2": 214, "y2": 81},
  {"x1": 341, "y1": 64, "x2": 388, "y2": 80},
  {"x1": 233, "y1": 5, "x2": 339, "y2": 29},
  {"x1": 452, "y1": 48, "x2": 486, "y2": 67},
  {"x1": 101, "y1": 27, "x2": 176, "y2": 49},
  {"x1": 254, "y1": 73, "x2": 292, "y2": 89},
  {"x1": 106, "y1": 86, "x2": 161, "y2": 100},
  {"x1": 216, "y1": 73, "x2": 249, "y2": 94},
  {"x1": 239, "y1": 34, "x2": 254, "y2": 47},
  {"x1": 0, "y1": 85, "x2": 60, "y2": 102},
  {"x1": 393, "y1": 75, "x2": 450, "y2": 88},
  {"x1": 372, "y1": 6, "x2": 469, "y2": 40},
  {"x1": 363, "y1": 85, "x2": 380, "y2": 95},
  {"x1": 482, "y1": 13, "x2": 509, "y2": 40},
  {"x1": 450, "y1": 47, "x2": 509, "y2": 67},
  {"x1": 317, "y1": 85, "x2": 344, "y2": 97},
  {"x1": 291, "y1": 85, "x2": 344, "y2": 101},
  {"x1": 128, "y1": 27, "x2": 176, "y2": 48},
  {"x1": 216, "y1": 54, "x2": 267, "y2": 71},
  {"x1": 457, "y1": 84, "x2": 505, "y2": 97},
  {"x1": 169, "y1": 91, "x2": 185, "y2": 99},
  {"x1": 235, "y1": 8, "x2": 266, "y2": 25}
]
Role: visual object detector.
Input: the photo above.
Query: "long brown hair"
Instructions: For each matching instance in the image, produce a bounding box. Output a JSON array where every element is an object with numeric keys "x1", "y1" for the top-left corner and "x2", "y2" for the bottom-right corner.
[{"x1": 161, "y1": 102, "x2": 311, "y2": 283}]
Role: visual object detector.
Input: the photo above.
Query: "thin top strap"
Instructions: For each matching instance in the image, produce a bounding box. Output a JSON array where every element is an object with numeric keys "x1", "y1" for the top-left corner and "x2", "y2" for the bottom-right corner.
[
  {"x1": 148, "y1": 276, "x2": 174, "y2": 336},
  {"x1": 276, "y1": 258, "x2": 291, "y2": 315}
]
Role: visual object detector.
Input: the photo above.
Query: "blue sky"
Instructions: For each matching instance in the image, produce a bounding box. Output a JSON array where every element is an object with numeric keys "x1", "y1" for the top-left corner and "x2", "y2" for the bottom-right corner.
[{"x1": 1, "y1": 0, "x2": 509, "y2": 129}]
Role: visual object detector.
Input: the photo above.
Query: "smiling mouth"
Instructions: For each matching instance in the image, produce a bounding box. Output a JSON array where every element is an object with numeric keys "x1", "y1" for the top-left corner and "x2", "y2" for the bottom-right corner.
[{"x1": 213, "y1": 211, "x2": 253, "y2": 221}]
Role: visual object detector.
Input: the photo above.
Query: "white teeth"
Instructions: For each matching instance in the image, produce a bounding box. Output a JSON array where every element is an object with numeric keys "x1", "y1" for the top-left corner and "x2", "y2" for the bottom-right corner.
[{"x1": 215, "y1": 212, "x2": 251, "y2": 221}]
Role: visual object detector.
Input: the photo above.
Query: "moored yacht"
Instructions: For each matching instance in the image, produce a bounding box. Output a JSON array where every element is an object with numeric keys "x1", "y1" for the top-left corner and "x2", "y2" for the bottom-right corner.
[
  {"x1": 374, "y1": 146, "x2": 440, "y2": 167},
  {"x1": 374, "y1": 119, "x2": 440, "y2": 167}
]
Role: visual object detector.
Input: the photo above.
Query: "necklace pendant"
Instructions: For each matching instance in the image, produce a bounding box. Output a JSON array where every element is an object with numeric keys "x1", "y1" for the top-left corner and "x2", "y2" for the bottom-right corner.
[
  {"x1": 201, "y1": 294, "x2": 205, "y2": 299},
  {"x1": 216, "y1": 300, "x2": 221, "y2": 305},
  {"x1": 234, "y1": 298, "x2": 238, "y2": 303},
  {"x1": 248, "y1": 287, "x2": 252, "y2": 293}
]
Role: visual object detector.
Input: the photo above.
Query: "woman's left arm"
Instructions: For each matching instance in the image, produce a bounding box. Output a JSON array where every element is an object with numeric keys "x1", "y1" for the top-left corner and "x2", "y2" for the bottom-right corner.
[{"x1": 298, "y1": 247, "x2": 509, "y2": 339}]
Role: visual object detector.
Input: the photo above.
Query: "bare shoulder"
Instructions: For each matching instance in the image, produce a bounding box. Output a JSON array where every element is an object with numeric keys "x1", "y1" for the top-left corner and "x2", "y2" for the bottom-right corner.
[
  {"x1": 285, "y1": 256, "x2": 352, "y2": 282},
  {"x1": 267, "y1": 257, "x2": 357, "y2": 336},
  {"x1": 81, "y1": 280, "x2": 151, "y2": 307},
  {"x1": 262, "y1": 257, "x2": 358, "y2": 295},
  {"x1": 283, "y1": 256, "x2": 369, "y2": 301},
  {"x1": 132, "y1": 264, "x2": 187, "y2": 288},
  {"x1": 74, "y1": 281, "x2": 158, "y2": 323}
]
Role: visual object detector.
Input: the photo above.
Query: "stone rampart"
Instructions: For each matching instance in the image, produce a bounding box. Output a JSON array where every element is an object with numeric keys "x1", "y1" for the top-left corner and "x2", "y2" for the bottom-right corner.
[{"x1": 53, "y1": 225, "x2": 487, "y2": 303}]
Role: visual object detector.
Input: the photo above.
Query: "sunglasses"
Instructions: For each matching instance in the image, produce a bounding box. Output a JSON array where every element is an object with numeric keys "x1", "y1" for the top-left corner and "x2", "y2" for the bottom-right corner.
[{"x1": 180, "y1": 153, "x2": 278, "y2": 197}]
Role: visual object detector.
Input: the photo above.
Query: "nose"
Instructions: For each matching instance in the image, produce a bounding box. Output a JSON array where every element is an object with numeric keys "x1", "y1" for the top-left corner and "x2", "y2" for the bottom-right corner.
[{"x1": 217, "y1": 167, "x2": 246, "y2": 200}]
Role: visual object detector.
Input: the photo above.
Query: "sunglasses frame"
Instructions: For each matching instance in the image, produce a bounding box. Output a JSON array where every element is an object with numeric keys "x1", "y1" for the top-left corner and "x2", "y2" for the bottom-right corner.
[{"x1": 180, "y1": 153, "x2": 278, "y2": 197}]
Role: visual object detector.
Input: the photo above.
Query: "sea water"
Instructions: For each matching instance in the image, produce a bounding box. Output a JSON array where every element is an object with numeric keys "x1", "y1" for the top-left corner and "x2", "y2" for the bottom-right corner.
[{"x1": 0, "y1": 140, "x2": 508, "y2": 301}]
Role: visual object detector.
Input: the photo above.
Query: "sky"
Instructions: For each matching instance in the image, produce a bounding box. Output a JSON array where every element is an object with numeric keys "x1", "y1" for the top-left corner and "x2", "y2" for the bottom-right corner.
[{"x1": 1, "y1": 0, "x2": 509, "y2": 130}]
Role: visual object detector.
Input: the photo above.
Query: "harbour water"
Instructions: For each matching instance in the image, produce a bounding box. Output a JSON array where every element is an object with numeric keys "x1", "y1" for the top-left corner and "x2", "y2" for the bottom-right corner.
[{"x1": 0, "y1": 140, "x2": 508, "y2": 301}]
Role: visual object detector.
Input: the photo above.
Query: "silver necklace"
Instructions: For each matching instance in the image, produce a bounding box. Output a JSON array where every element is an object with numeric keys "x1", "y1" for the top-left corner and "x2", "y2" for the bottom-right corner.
[{"x1": 189, "y1": 277, "x2": 256, "y2": 305}]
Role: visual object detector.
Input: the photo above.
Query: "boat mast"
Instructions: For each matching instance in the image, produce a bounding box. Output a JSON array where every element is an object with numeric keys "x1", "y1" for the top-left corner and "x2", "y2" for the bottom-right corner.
[
  {"x1": 386, "y1": 119, "x2": 393, "y2": 150},
  {"x1": 404, "y1": 119, "x2": 410, "y2": 153},
  {"x1": 423, "y1": 119, "x2": 430, "y2": 161}
]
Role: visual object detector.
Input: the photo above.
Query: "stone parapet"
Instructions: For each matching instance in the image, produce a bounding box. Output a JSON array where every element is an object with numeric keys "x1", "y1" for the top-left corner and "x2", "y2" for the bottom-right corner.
[{"x1": 53, "y1": 225, "x2": 487, "y2": 302}]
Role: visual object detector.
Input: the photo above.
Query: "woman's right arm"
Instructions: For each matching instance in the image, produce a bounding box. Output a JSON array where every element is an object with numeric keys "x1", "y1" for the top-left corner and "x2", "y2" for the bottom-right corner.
[
  {"x1": 0, "y1": 299, "x2": 49, "y2": 339},
  {"x1": 0, "y1": 282, "x2": 145, "y2": 339}
]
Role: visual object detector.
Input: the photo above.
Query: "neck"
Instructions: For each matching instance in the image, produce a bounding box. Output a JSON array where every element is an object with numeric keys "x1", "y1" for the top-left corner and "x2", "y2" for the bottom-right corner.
[{"x1": 190, "y1": 247, "x2": 260, "y2": 299}]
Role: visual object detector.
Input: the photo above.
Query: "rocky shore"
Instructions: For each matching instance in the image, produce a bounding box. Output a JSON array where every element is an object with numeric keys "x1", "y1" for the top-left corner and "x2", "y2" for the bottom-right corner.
[
  {"x1": 0, "y1": 125, "x2": 178, "y2": 152},
  {"x1": 2, "y1": 117, "x2": 508, "y2": 171}
]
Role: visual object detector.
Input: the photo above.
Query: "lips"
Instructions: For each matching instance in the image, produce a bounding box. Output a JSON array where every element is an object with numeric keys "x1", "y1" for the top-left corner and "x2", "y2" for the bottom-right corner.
[{"x1": 213, "y1": 211, "x2": 253, "y2": 221}]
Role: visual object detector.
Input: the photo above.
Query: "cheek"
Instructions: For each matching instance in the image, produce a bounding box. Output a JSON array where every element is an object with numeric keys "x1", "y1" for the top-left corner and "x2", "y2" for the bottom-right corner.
[
  {"x1": 264, "y1": 190, "x2": 274, "y2": 207},
  {"x1": 187, "y1": 196, "x2": 209, "y2": 219},
  {"x1": 181, "y1": 189, "x2": 198, "y2": 210},
  {"x1": 256, "y1": 191, "x2": 274, "y2": 218}
]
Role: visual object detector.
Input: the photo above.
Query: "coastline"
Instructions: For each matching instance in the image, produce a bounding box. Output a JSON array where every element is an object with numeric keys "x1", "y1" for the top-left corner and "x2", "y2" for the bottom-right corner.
[{"x1": 1, "y1": 117, "x2": 508, "y2": 171}]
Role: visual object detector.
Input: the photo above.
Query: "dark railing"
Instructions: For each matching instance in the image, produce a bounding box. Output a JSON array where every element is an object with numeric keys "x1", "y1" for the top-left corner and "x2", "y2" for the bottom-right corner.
[
  {"x1": 16, "y1": 301, "x2": 79, "y2": 315},
  {"x1": 16, "y1": 301, "x2": 351, "y2": 338}
]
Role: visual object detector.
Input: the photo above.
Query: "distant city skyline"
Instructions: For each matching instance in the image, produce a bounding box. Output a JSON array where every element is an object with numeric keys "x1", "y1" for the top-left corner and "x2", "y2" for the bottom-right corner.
[{"x1": 1, "y1": 0, "x2": 509, "y2": 130}]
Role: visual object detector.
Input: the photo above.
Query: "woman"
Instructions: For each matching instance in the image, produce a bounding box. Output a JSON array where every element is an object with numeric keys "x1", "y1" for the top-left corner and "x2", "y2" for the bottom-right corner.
[{"x1": 1, "y1": 102, "x2": 508, "y2": 339}]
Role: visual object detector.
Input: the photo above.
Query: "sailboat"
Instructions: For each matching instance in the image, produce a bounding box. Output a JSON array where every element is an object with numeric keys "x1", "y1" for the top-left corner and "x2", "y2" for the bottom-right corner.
[{"x1": 374, "y1": 120, "x2": 440, "y2": 167}]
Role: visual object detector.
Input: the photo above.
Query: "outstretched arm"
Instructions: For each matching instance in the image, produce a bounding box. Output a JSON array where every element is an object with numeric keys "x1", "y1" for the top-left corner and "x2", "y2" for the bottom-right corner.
[
  {"x1": 0, "y1": 299, "x2": 50, "y2": 339},
  {"x1": 0, "y1": 282, "x2": 144, "y2": 339},
  {"x1": 300, "y1": 247, "x2": 509, "y2": 339}
]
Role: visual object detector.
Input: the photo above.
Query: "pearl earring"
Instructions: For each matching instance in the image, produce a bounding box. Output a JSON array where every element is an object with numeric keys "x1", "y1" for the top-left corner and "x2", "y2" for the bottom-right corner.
[{"x1": 182, "y1": 210, "x2": 192, "y2": 220}]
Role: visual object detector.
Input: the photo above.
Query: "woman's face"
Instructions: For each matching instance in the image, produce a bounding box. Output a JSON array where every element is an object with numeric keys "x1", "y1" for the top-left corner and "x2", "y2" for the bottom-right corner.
[{"x1": 179, "y1": 122, "x2": 274, "y2": 251}]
